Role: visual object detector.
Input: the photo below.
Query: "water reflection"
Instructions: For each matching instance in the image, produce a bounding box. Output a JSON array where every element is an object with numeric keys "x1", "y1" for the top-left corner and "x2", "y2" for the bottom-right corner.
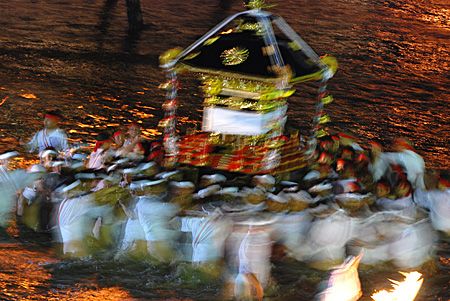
[{"x1": 96, "y1": 0, "x2": 120, "y2": 51}]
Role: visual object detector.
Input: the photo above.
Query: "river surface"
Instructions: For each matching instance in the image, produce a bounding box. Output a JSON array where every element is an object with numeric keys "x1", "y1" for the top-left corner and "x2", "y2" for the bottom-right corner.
[{"x1": 0, "y1": 0, "x2": 449, "y2": 300}]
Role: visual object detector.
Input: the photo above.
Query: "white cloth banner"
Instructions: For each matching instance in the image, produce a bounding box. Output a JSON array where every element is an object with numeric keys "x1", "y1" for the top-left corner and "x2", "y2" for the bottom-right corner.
[{"x1": 202, "y1": 105, "x2": 287, "y2": 136}]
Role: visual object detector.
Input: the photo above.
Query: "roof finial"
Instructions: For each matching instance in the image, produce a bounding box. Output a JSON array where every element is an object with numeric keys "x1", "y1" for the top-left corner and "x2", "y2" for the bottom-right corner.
[{"x1": 244, "y1": 0, "x2": 276, "y2": 10}]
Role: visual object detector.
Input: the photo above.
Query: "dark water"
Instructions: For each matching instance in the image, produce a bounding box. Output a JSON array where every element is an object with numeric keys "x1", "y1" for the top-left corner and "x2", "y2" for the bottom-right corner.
[{"x1": 1, "y1": 0, "x2": 450, "y2": 300}]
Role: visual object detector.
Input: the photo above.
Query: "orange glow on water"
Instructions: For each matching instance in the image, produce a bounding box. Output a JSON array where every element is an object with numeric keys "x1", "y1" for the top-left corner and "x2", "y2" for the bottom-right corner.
[
  {"x1": 69, "y1": 130, "x2": 96, "y2": 135},
  {"x1": 86, "y1": 114, "x2": 108, "y2": 121},
  {"x1": 0, "y1": 96, "x2": 9, "y2": 106},
  {"x1": 9, "y1": 156, "x2": 39, "y2": 170},
  {"x1": 439, "y1": 257, "x2": 450, "y2": 265},
  {"x1": 129, "y1": 110, "x2": 154, "y2": 119},
  {"x1": 102, "y1": 96, "x2": 120, "y2": 102},
  {"x1": 136, "y1": 104, "x2": 157, "y2": 110},
  {"x1": 0, "y1": 240, "x2": 137, "y2": 301},
  {"x1": 49, "y1": 286, "x2": 135, "y2": 300},
  {"x1": 19, "y1": 94, "x2": 37, "y2": 99},
  {"x1": 142, "y1": 129, "x2": 161, "y2": 137},
  {"x1": 420, "y1": 8, "x2": 450, "y2": 29},
  {"x1": 76, "y1": 123, "x2": 95, "y2": 128}
]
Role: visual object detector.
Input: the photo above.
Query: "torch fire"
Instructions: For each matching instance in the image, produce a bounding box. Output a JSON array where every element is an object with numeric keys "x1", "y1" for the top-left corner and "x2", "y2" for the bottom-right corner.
[{"x1": 371, "y1": 271, "x2": 423, "y2": 301}]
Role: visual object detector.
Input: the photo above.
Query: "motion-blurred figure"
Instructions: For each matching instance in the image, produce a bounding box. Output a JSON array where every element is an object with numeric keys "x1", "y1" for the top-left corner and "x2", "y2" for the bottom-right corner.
[
  {"x1": 123, "y1": 123, "x2": 145, "y2": 161},
  {"x1": 181, "y1": 207, "x2": 231, "y2": 265},
  {"x1": 135, "y1": 179, "x2": 180, "y2": 263},
  {"x1": 87, "y1": 132, "x2": 114, "y2": 169},
  {"x1": 234, "y1": 215, "x2": 276, "y2": 301},
  {"x1": 25, "y1": 111, "x2": 70, "y2": 156},
  {"x1": 315, "y1": 252, "x2": 363, "y2": 301},
  {"x1": 0, "y1": 151, "x2": 38, "y2": 227},
  {"x1": 414, "y1": 171, "x2": 450, "y2": 235},
  {"x1": 384, "y1": 139, "x2": 426, "y2": 190}
]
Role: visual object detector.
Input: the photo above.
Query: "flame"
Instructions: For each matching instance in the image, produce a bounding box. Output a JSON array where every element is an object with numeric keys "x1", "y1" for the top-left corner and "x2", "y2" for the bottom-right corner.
[{"x1": 371, "y1": 271, "x2": 423, "y2": 301}]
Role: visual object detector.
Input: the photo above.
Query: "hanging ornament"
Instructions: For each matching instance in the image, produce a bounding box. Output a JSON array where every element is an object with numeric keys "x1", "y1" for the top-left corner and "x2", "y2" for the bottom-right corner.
[
  {"x1": 159, "y1": 48, "x2": 183, "y2": 168},
  {"x1": 319, "y1": 114, "x2": 331, "y2": 124},
  {"x1": 322, "y1": 95, "x2": 334, "y2": 105},
  {"x1": 162, "y1": 98, "x2": 178, "y2": 111}
]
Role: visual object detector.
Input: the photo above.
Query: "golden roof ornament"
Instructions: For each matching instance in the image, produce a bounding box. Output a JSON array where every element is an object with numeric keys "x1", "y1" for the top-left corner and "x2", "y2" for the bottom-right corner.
[{"x1": 244, "y1": 0, "x2": 277, "y2": 10}]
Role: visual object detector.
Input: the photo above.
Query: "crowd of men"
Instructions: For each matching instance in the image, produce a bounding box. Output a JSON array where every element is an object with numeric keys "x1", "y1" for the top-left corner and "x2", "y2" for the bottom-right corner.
[{"x1": 0, "y1": 110, "x2": 449, "y2": 300}]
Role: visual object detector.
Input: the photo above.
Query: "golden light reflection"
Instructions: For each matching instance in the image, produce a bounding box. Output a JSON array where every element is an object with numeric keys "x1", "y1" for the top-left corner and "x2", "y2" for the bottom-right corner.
[
  {"x1": 0, "y1": 96, "x2": 9, "y2": 106},
  {"x1": 19, "y1": 94, "x2": 37, "y2": 99},
  {"x1": 0, "y1": 243, "x2": 57, "y2": 282},
  {"x1": 142, "y1": 129, "x2": 161, "y2": 137},
  {"x1": 371, "y1": 272, "x2": 423, "y2": 301},
  {"x1": 10, "y1": 156, "x2": 39, "y2": 170},
  {"x1": 103, "y1": 106, "x2": 123, "y2": 112},
  {"x1": 132, "y1": 111, "x2": 155, "y2": 119},
  {"x1": 50, "y1": 286, "x2": 135, "y2": 301},
  {"x1": 76, "y1": 123, "x2": 95, "y2": 128},
  {"x1": 136, "y1": 104, "x2": 157, "y2": 110},
  {"x1": 0, "y1": 241, "x2": 140, "y2": 301},
  {"x1": 69, "y1": 130, "x2": 96, "y2": 135},
  {"x1": 86, "y1": 114, "x2": 108, "y2": 121},
  {"x1": 420, "y1": 8, "x2": 450, "y2": 29},
  {"x1": 177, "y1": 116, "x2": 200, "y2": 127},
  {"x1": 102, "y1": 96, "x2": 120, "y2": 102},
  {"x1": 6, "y1": 220, "x2": 20, "y2": 238},
  {"x1": 439, "y1": 256, "x2": 450, "y2": 265}
]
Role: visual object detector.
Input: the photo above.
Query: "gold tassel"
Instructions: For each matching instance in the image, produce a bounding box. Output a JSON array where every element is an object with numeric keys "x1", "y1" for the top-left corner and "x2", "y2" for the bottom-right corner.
[
  {"x1": 317, "y1": 128, "x2": 328, "y2": 138},
  {"x1": 322, "y1": 95, "x2": 333, "y2": 105},
  {"x1": 319, "y1": 114, "x2": 331, "y2": 124}
]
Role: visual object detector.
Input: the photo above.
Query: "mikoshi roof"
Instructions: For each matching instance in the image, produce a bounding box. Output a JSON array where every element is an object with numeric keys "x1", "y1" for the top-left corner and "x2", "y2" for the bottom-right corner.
[{"x1": 161, "y1": 9, "x2": 337, "y2": 85}]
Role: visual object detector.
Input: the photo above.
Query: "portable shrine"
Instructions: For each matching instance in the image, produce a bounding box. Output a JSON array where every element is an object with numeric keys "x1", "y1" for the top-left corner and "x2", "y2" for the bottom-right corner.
[{"x1": 158, "y1": 0, "x2": 337, "y2": 175}]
